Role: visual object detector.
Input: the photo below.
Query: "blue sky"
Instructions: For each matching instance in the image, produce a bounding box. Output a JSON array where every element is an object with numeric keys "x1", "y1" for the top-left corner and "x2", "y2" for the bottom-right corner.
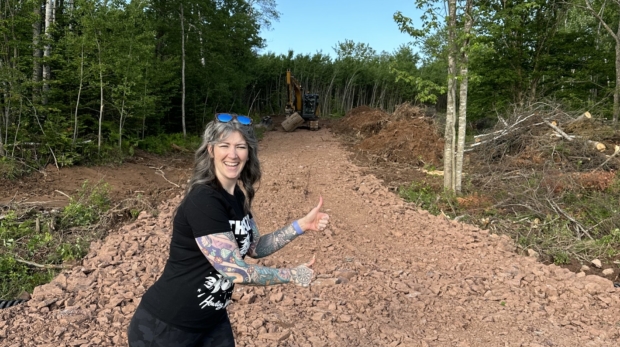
[{"x1": 259, "y1": 1, "x2": 423, "y2": 58}]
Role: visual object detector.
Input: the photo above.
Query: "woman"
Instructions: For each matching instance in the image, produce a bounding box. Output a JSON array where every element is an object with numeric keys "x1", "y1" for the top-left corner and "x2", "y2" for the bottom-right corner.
[{"x1": 127, "y1": 113, "x2": 330, "y2": 347}]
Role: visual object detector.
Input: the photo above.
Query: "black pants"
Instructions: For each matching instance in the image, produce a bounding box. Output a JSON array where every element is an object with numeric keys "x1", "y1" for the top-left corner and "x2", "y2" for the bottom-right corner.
[{"x1": 127, "y1": 305, "x2": 235, "y2": 347}]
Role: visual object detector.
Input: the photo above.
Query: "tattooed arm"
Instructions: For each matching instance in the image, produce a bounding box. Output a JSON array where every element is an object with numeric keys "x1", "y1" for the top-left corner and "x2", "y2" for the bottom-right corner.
[
  {"x1": 246, "y1": 221, "x2": 299, "y2": 259},
  {"x1": 246, "y1": 196, "x2": 330, "y2": 259},
  {"x1": 196, "y1": 233, "x2": 313, "y2": 287}
]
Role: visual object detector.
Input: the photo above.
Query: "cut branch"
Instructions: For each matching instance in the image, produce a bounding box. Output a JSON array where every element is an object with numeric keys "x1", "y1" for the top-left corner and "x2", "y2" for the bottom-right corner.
[
  {"x1": 543, "y1": 119, "x2": 572, "y2": 141},
  {"x1": 546, "y1": 198, "x2": 593, "y2": 240},
  {"x1": 596, "y1": 145, "x2": 620, "y2": 170},
  {"x1": 15, "y1": 256, "x2": 69, "y2": 270},
  {"x1": 153, "y1": 167, "x2": 180, "y2": 188}
]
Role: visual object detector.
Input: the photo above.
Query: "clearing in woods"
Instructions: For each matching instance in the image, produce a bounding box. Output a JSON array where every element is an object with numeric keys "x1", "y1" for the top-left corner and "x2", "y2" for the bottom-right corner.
[{"x1": 0, "y1": 110, "x2": 619, "y2": 346}]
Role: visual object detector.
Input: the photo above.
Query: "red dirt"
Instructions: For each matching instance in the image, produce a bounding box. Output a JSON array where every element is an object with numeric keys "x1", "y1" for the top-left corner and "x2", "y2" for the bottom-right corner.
[
  {"x1": 0, "y1": 151, "x2": 193, "y2": 209},
  {"x1": 356, "y1": 118, "x2": 444, "y2": 167},
  {"x1": 1, "y1": 126, "x2": 619, "y2": 346},
  {"x1": 331, "y1": 106, "x2": 390, "y2": 138}
]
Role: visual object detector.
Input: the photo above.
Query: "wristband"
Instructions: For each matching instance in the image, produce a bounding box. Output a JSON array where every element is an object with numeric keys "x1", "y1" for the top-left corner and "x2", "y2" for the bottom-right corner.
[{"x1": 292, "y1": 220, "x2": 304, "y2": 235}]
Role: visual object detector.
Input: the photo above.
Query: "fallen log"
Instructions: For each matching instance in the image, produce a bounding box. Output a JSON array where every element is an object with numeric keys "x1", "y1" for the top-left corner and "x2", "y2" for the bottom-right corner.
[
  {"x1": 548, "y1": 134, "x2": 606, "y2": 152},
  {"x1": 572, "y1": 111, "x2": 592, "y2": 123},
  {"x1": 565, "y1": 111, "x2": 594, "y2": 133},
  {"x1": 586, "y1": 140, "x2": 606, "y2": 152}
]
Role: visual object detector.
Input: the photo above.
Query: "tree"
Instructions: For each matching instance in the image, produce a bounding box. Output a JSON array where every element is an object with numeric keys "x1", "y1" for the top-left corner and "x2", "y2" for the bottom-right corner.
[
  {"x1": 42, "y1": 0, "x2": 54, "y2": 104},
  {"x1": 445, "y1": 0, "x2": 457, "y2": 191},
  {"x1": 582, "y1": 0, "x2": 620, "y2": 124},
  {"x1": 395, "y1": 0, "x2": 474, "y2": 193},
  {"x1": 468, "y1": 1, "x2": 570, "y2": 119},
  {"x1": 180, "y1": 3, "x2": 186, "y2": 137},
  {"x1": 455, "y1": 0, "x2": 473, "y2": 193}
]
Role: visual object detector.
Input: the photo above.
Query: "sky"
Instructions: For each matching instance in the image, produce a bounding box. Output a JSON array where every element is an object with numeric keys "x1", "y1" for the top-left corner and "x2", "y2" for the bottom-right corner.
[{"x1": 258, "y1": 0, "x2": 423, "y2": 58}]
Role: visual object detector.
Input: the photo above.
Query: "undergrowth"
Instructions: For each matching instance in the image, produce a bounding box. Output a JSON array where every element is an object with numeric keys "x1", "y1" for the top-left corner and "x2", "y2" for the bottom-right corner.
[
  {"x1": 137, "y1": 133, "x2": 201, "y2": 155},
  {"x1": 1, "y1": 132, "x2": 200, "y2": 180},
  {"x1": 399, "y1": 172, "x2": 620, "y2": 266},
  {"x1": 398, "y1": 181, "x2": 457, "y2": 216},
  {"x1": 0, "y1": 180, "x2": 153, "y2": 299}
]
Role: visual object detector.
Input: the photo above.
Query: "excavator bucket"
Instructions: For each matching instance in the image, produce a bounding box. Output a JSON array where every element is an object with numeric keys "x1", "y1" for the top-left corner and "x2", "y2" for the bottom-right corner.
[{"x1": 281, "y1": 112, "x2": 305, "y2": 132}]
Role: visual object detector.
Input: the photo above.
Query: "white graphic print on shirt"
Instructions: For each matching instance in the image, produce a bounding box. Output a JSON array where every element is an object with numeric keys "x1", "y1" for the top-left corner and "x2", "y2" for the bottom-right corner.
[
  {"x1": 229, "y1": 214, "x2": 252, "y2": 256},
  {"x1": 196, "y1": 215, "x2": 252, "y2": 310},
  {"x1": 197, "y1": 273, "x2": 232, "y2": 310}
]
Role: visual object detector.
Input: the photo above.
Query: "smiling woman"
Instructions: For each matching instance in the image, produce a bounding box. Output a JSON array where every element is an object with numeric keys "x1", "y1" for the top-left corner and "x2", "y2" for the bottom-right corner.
[
  {"x1": 210, "y1": 131, "x2": 249, "y2": 193},
  {"x1": 127, "y1": 114, "x2": 330, "y2": 347}
]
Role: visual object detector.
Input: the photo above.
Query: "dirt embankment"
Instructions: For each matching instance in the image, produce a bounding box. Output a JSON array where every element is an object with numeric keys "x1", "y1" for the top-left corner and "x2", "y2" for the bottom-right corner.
[
  {"x1": 0, "y1": 151, "x2": 193, "y2": 209},
  {"x1": 1, "y1": 126, "x2": 619, "y2": 347}
]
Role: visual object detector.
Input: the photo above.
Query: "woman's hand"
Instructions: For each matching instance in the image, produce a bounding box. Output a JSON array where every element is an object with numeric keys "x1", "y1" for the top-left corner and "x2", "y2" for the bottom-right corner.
[
  {"x1": 290, "y1": 255, "x2": 315, "y2": 287},
  {"x1": 297, "y1": 196, "x2": 330, "y2": 232}
]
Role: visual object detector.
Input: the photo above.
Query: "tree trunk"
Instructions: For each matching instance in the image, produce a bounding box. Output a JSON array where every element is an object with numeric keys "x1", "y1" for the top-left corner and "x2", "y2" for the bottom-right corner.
[
  {"x1": 444, "y1": 0, "x2": 457, "y2": 191},
  {"x1": 614, "y1": 30, "x2": 620, "y2": 124},
  {"x1": 180, "y1": 4, "x2": 187, "y2": 138},
  {"x1": 119, "y1": 86, "x2": 126, "y2": 149},
  {"x1": 142, "y1": 69, "x2": 149, "y2": 139},
  {"x1": 2, "y1": 95, "x2": 8, "y2": 154},
  {"x1": 370, "y1": 80, "x2": 378, "y2": 107},
  {"x1": 378, "y1": 82, "x2": 387, "y2": 110},
  {"x1": 42, "y1": 0, "x2": 54, "y2": 105},
  {"x1": 73, "y1": 43, "x2": 84, "y2": 145},
  {"x1": 0, "y1": 95, "x2": 4, "y2": 156},
  {"x1": 323, "y1": 72, "x2": 336, "y2": 115},
  {"x1": 455, "y1": 0, "x2": 473, "y2": 194},
  {"x1": 0, "y1": 54, "x2": 5, "y2": 156},
  {"x1": 96, "y1": 39, "x2": 104, "y2": 153},
  {"x1": 32, "y1": 1, "x2": 42, "y2": 103},
  {"x1": 585, "y1": 0, "x2": 620, "y2": 124}
]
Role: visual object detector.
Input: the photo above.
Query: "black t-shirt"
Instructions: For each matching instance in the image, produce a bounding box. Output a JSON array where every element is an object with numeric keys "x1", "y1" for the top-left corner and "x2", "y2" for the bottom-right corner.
[{"x1": 140, "y1": 184, "x2": 254, "y2": 332}]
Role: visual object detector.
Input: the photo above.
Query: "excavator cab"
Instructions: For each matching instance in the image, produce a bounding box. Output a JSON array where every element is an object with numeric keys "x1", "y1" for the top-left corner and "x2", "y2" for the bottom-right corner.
[{"x1": 301, "y1": 93, "x2": 320, "y2": 121}]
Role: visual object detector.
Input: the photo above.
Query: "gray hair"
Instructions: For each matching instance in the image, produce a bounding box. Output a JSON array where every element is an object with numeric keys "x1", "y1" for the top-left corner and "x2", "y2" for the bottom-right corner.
[{"x1": 186, "y1": 119, "x2": 261, "y2": 213}]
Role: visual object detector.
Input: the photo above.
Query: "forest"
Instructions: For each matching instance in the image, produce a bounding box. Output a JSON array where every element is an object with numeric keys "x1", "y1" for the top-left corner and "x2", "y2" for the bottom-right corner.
[
  {"x1": 1, "y1": 0, "x2": 620, "y2": 304},
  {"x1": 0, "y1": 0, "x2": 618, "y2": 172}
]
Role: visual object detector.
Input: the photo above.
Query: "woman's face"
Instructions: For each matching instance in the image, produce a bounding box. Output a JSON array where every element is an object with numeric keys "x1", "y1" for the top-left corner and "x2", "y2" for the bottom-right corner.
[{"x1": 210, "y1": 130, "x2": 249, "y2": 188}]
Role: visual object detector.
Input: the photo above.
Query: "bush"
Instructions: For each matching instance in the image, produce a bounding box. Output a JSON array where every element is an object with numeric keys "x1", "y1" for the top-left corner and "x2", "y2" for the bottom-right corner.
[
  {"x1": 0, "y1": 180, "x2": 111, "y2": 299},
  {"x1": 61, "y1": 181, "x2": 110, "y2": 227},
  {"x1": 0, "y1": 157, "x2": 29, "y2": 179},
  {"x1": 137, "y1": 133, "x2": 201, "y2": 155}
]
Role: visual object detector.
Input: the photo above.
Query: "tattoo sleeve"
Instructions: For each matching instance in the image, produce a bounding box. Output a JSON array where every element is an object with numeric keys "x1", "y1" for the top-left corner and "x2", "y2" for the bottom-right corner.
[
  {"x1": 196, "y1": 233, "x2": 293, "y2": 286},
  {"x1": 247, "y1": 221, "x2": 299, "y2": 259}
]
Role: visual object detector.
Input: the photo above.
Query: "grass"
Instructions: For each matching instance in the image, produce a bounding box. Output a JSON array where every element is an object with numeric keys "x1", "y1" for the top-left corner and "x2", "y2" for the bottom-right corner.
[{"x1": 398, "y1": 181, "x2": 457, "y2": 217}]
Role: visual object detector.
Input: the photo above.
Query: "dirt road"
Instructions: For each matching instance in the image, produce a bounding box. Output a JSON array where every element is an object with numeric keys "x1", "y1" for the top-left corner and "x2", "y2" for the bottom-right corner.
[{"x1": 1, "y1": 128, "x2": 619, "y2": 347}]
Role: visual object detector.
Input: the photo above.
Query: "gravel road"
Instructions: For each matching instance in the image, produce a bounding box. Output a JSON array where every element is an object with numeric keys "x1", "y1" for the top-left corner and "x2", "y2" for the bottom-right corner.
[{"x1": 1, "y1": 128, "x2": 618, "y2": 347}]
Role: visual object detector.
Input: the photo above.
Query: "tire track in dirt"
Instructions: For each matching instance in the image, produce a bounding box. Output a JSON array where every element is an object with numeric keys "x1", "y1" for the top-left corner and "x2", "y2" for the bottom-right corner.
[{"x1": 1, "y1": 128, "x2": 619, "y2": 347}]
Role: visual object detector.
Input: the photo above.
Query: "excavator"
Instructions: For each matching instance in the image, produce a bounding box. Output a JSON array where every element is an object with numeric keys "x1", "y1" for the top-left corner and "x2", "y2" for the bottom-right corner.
[
  {"x1": 256, "y1": 69, "x2": 320, "y2": 132},
  {"x1": 282, "y1": 69, "x2": 320, "y2": 131}
]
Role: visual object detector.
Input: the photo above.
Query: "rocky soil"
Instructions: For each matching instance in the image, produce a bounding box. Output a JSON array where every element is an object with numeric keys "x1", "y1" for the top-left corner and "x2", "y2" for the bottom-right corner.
[{"x1": 1, "y1": 128, "x2": 619, "y2": 347}]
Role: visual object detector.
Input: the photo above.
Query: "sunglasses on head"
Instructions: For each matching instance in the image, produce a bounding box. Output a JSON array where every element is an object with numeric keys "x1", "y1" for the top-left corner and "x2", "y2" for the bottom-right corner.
[{"x1": 215, "y1": 113, "x2": 252, "y2": 125}]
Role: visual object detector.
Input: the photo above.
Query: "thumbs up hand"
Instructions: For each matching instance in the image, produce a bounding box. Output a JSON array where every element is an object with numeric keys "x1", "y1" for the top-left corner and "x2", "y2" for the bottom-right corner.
[{"x1": 297, "y1": 196, "x2": 330, "y2": 232}]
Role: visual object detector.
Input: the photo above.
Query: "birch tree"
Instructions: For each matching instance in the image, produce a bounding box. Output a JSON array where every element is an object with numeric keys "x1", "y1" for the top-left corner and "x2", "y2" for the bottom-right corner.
[
  {"x1": 445, "y1": 0, "x2": 457, "y2": 191},
  {"x1": 33, "y1": 0, "x2": 42, "y2": 103},
  {"x1": 455, "y1": 0, "x2": 473, "y2": 193},
  {"x1": 395, "y1": 0, "x2": 475, "y2": 193},
  {"x1": 42, "y1": 0, "x2": 54, "y2": 104}
]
